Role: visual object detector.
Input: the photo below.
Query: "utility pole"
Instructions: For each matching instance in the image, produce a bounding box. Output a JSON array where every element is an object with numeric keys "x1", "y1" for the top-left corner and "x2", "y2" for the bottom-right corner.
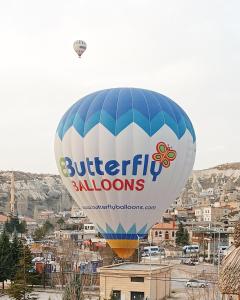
[
  {"x1": 217, "y1": 227, "x2": 221, "y2": 300},
  {"x1": 218, "y1": 228, "x2": 221, "y2": 276},
  {"x1": 43, "y1": 263, "x2": 46, "y2": 289},
  {"x1": 137, "y1": 235, "x2": 140, "y2": 263},
  {"x1": 23, "y1": 245, "x2": 26, "y2": 300},
  {"x1": 149, "y1": 231, "x2": 152, "y2": 300}
]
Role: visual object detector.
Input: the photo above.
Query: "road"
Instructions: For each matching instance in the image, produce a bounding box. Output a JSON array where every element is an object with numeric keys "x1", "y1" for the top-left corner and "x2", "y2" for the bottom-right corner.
[
  {"x1": 0, "y1": 292, "x2": 62, "y2": 300},
  {"x1": 168, "y1": 259, "x2": 221, "y2": 300}
]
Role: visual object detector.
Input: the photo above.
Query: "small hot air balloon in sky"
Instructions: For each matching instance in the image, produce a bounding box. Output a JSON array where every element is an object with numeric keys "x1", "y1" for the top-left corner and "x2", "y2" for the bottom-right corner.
[
  {"x1": 54, "y1": 88, "x2": 196, "y2": 258},
  {"x1": 73, "y1": 40, "x2": 87, "y2": 58}
]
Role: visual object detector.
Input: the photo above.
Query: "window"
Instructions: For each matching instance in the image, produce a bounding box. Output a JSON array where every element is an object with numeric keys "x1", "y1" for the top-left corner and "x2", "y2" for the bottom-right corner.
[
  {"x1": 165, "y1": 231, "x2": 169, "y2": 240},
  {"x1": 155, "y1": 231, "x2": 158, "y2": 237},
  {"x1": 158, "y1": 231, "x2": 162, "y2": 237},
  {"x1": 131, "y1": 277, "x2": 144, "y2": 282},
  {"x1": 172, "y1": 231, "x2": 175, "y2": 238}
]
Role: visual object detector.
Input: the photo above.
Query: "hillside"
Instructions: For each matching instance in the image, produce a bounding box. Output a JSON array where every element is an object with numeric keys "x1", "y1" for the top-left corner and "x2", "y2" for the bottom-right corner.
[
  {"x1": 180, "y1": 162, "x2": 240, "y2": 207},
  {"x1": 0, "y1": 162, "x2": 239, "y2": 216},
  {"x1": 0, "y1": 171, "x2": 73, "y2": 217}
]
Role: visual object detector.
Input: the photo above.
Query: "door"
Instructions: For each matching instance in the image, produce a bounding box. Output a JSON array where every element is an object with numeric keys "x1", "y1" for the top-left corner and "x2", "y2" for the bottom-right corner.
[
  {"x1": 165, "y1": 231, "x2": 169, "y2": 240},
  {"x1": 112, "y1": 290, "x2": 121, "y2": 300},
  {"x1": 131, "y1": 292, "x2": 144, "y2": 300}
]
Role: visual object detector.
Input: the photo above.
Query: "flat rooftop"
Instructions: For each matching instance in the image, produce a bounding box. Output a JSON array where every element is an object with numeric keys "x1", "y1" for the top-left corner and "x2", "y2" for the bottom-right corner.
[{"x1": 101, "y1": 263, "x2": 168, "y2": 271}]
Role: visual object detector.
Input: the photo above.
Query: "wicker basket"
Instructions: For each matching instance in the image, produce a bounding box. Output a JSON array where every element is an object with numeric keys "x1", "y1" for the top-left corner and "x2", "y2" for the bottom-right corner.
[{"x1": 219, "y1": 246, "x2": 240, "y2": 296}]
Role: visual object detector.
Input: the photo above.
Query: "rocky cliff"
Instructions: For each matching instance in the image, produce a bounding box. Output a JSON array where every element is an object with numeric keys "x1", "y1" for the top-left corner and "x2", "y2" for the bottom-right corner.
[
  {"x1": 180, "y1": 162, "x2": 240, "y2": 206},
  {"x1": 0, "y1": 171, "x2": 73, "y2": 217}
]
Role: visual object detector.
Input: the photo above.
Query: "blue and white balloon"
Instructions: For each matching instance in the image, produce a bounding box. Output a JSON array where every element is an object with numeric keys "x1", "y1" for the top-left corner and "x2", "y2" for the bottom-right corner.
[{"x1": 54, "y1": 88, "x2": 196, "y2": 258}]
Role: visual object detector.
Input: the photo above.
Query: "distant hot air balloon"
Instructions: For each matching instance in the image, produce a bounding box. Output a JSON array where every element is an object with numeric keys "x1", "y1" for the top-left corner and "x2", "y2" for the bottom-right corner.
[
  {"x1": 54, "y1": 88, "x2": 196, "y2": 259},
  {"x1": 73, "y1": 40, "x2": 87, "y2": 58}
]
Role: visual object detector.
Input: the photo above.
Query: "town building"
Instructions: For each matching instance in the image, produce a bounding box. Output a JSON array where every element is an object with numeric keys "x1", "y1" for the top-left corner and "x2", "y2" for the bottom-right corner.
[
  {"x1": 66, "y1": 205, "x2": 89, "y2": 226},
  {"x1": 149, "y1": 222, "x2": 178, "y2": 246},
  {"x1": 174, "y1": 207, "x2": 195, "y2": 222},
  {"x1": 99, "y1": 263, "x2": 171, "y2": 300},
  {"x1": 37, "y1": 210, "x2": 55, "y2": 222},
  {"x1": 197, "y1": 197, "x2": 211, "y2": 207},
  {"x1": 54, "y1": 223, "x2": 97, "y2": 242},
  {"x1": 83, "y1": 223, "x2": 97, "y2": 240},
  {"x1": 190, "y1": 225, "x2": 232, "y2": 253},
  {"x1": 70, "y1": 204, "x2": 86, "y2": 218},
  {"x1": 194, "y1": 206, "x2": 231, "y2": 222},
  {"x1": 54, "y1": 229, "x2": 83, "y2": 241},
  {"x1": 200, "y1": 188, "x2": 214, "y2": 197}
]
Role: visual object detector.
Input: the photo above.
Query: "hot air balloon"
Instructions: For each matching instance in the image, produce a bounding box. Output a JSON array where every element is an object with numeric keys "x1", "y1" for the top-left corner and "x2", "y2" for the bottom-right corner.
[
  {"x1": 73, "y1": 40, "x2": 87, "y2": 58},
  {"x1": 54, "y1": 88, "x2": 196, "y2": 258}
]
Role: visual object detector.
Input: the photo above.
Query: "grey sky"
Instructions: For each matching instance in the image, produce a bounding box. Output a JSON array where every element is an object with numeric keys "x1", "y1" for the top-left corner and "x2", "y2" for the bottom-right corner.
[{"x1": 0, "y1": 0, "x2": 239, "y2": 174}]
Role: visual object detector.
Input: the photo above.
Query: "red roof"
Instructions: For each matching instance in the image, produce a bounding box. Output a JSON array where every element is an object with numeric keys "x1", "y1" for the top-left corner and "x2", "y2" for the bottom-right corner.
[{"x1": 152, "y1": 222, "x2": 178, "y2": 230}]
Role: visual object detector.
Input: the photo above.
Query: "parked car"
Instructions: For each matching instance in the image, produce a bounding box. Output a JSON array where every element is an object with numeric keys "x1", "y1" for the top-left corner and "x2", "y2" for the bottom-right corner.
[
  {"x1": 181, "y1": 258, "x2": 196, "y2": 266},
  {"x1": 191, "y1": 257, "x2": 199, "y2": 264},
  {"x1": 186, "y1": 279, "x2": 209, "y2": 288}
]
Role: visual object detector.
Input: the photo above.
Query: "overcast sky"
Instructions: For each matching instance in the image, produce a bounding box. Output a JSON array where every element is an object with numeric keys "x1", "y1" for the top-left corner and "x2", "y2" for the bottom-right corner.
[{"x1": 0, "y1": 0, "x2": 239, "y2": 174}]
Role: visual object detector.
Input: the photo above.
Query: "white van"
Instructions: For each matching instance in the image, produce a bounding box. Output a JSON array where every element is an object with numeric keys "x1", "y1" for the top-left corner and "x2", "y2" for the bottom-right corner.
[
  {"x1": 183, "y1": 245, "x2": 199, "y2": 253},
  {"x1": 142, "y1": 246, "x2": 160, "y2": 257}
]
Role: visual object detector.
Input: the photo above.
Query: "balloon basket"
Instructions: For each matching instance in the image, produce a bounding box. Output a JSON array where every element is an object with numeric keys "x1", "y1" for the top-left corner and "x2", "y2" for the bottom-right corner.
[{"x1": 107, "y1": 239, "x2": 138, "y2": 259}]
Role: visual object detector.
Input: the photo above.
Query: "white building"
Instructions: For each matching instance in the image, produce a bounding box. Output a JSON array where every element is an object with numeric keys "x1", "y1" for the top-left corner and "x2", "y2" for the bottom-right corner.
[
  {"x1": 195, "y1": 206, "x2": 231, "y2": 222},
  {"x1": 54, "y1": 223, "x2": 97, "y2": 242},
  {"x1": 200, "y1": 188, "x2": 214, "y2": 197},
  {"x1": 71, "y1": 204, "x2": 86, "y2": 218},
  {"x1": 83, "y1": 223, "x2": 97, "y2": 240},
  {"x1": 54, "y1": 229, "x2": 83, "y2": 241}
]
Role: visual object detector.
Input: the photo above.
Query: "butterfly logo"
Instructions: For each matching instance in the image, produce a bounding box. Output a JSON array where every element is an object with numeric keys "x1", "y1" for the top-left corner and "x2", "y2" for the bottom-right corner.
[{"x1": 152, "y1": 141, "x2": 177, "y2": 168}]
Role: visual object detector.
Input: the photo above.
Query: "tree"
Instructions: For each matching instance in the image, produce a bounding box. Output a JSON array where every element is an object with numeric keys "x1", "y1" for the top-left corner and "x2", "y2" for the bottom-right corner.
[
  {"x1": 183, "y1": 229, "x2": 190, "y2": 246},
  {"x1": 0, "y1": 230, "x2": 11, "y2": 289},
  {"x1": 5, "y1": 219, "x2": 14, "y2": 234},
  {"x1": 176, "y1": 223, "x2": 189, "y2": 247},
  {"x1": 42, "y1": 220, "x2": 54, "y2": 233},
  {"x1": 33, "y1": 227, "x2": 45, "y2": 241},
  {"x1": 62, "y1": 274, "x2": 84, "y2": 300},
  {"x1": 9, "y1": 233, "x2": 21, "y2": 281},
  {"x1": 20, "y1": 243, "x2": 34, "y2": 271},
  {"x1": 5, "y1": 217, "x2": 27, "y2": 235},
  {"x1": 33, "y1": 220, "x2": 54, "y2": 241},
  {"x1": 56, "y1": 217, "x2": 65, "y2": 228},
  {"x1": 7, "y1": 242, "x2": 35, "y2": 300},
  {"x1": 17, "y1": 221, "x2": 27, "y2": 236}
]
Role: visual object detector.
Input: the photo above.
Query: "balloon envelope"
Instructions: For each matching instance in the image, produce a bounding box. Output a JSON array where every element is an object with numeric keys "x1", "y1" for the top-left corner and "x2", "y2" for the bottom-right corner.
[
  {"x1": 73, "y1": 40, "x2": 87, "y2": 58},
  {"x1": 55, "y1": 88, "x2": 196, "y2": 258}
]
